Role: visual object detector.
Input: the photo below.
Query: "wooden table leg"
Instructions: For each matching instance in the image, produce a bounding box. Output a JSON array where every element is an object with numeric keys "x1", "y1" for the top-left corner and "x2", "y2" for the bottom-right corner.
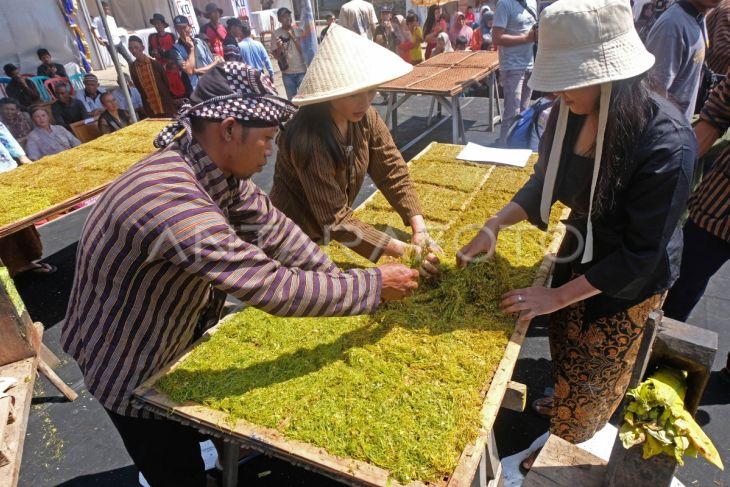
[
  {"x1": 451, "y1": 95, "x2": 462, "y2": 144},
  {"x1": 488, "y1": 73, "x2": 495, "y2": 132},
  {"x1": 222, "y1": 442, "x2": 239, "y2": 487}
]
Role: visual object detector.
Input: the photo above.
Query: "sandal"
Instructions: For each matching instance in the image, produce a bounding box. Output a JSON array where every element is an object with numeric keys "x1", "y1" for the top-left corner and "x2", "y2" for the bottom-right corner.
[
  {"x1": 531, "y1": 396, "x2": 555, "y2": 418},
  {"x1": 13, "y1": 262, "x2": 57, "y2": 278},
  {"x1": 519, "y1": 448, "x2": 542, "y2": 475}
]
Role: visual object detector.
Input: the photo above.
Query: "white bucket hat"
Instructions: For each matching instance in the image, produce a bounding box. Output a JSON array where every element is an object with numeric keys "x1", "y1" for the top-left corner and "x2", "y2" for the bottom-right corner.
[
  {"x1": 292, "y1": 24, "x2": 413, "y2": 106},
  {"x1": 529, "y1": 0, "x2": 655, "y2": 264}
]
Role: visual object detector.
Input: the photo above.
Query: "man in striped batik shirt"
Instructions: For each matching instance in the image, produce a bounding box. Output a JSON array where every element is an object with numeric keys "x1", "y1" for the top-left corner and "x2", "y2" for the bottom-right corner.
[
  {"x1": 61, "y1": 62, "x2": 421, "y2": 487},
  {"x1": 664, "y1": 75, "x2": 730, "y2": 383}
]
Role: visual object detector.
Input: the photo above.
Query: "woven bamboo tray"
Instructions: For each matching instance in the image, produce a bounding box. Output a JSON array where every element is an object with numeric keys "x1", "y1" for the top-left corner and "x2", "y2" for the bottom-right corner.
[
  {"x1": 0, "y1": 119, "x2": 170, "y2": 238},
  {"x1": 134, "y1": 143, "x2": 568, "y2": 487}
]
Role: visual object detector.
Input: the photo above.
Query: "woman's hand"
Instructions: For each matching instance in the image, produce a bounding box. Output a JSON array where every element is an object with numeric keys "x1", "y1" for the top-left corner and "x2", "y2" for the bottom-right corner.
[
  {"x1": 406, "y1": 245, "x2": 440, "y2": 277},
  {"x1": 411, "y1": 230, "x2": 444, "y2": 254},
  {"x1": 456, "y1": 218, "x2": 500, "y2": 268},
  {"x1": 500, "y1": 287, "x2": 567, "y2": 322}
]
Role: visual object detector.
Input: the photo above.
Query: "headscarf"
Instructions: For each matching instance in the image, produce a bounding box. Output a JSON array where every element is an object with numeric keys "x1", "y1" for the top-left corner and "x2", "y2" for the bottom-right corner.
[
  {"x1": 479, "y1": 6, "x2": 494, "y2": 34},
  {"x1": 449, "y1": 12, "x2": 474, "y2": 45},
  {"x1": 154, "y1": 61, "x2": 297, "y2": 148},
  {"x1": 436, "y1": 32, "x2": 454, "y2": 53},
  {"x1": 392, "y1": 15, "x2": 412, "y2": 44}
]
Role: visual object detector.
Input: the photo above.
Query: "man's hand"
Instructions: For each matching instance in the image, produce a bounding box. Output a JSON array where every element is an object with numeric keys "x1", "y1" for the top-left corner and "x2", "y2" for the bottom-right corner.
[
  {"x1": 525, "y1": 27, "x2": 537, "y2": 43},
  {"x1": 379, "y1": 263, "x2": 419, "y2": 301},
  {"x1": 407, "y1": 245, "x2": 440, "y2": 277}
]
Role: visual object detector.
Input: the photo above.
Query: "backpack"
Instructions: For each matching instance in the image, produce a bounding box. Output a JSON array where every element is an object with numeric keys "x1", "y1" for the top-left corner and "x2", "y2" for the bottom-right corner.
[{"x1": 505, "y1": 97, "x2": 554, "y2": 151}]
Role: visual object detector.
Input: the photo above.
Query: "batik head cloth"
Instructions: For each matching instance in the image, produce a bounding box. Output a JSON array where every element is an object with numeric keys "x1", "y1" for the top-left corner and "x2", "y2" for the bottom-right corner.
[{"x1": 154, "y1": 62, "x2": 297, "y2": 148}]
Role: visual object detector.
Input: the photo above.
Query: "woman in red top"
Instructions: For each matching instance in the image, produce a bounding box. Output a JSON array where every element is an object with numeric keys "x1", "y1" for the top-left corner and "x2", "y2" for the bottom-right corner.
[
  {"x1": 423, "y1": 5, "x2": 449, "y2": 59},
  {"x1": 147, "y1": 14, "x2": 175, "y2": 64}
]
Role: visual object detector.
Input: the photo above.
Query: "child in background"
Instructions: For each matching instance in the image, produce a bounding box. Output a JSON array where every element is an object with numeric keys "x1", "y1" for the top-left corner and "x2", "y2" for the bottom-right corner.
[
  {"x1": 406, "y1": 14, "x2": 424, "y2": 64},
  {"x1": 163, "y1": 50, "x2": 192, "y2": 106},
  {"x1": 465, "y1": 6, "x2": 476, "y2": 27}
]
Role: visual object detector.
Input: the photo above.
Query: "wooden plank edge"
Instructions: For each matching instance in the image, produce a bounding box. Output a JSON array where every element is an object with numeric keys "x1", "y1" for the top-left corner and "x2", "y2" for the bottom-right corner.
[
  {"x1": 0, "y1": 325, "x2": 42, "y2": 487},
  {"x1": 134, "y1": 388, "x2": 430, "y2": 487},
  {"x1": 447, "y1": 207, "x2": 570, "y2": 486},
  {"x1": 0, "y1": 184, "x2": 108, "y2": 239}
]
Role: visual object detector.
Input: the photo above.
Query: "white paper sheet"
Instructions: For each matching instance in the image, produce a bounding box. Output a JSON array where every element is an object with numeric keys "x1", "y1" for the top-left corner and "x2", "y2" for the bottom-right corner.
[{"x1": 456, "y1": 142, "x2": 532, "y2": 167}]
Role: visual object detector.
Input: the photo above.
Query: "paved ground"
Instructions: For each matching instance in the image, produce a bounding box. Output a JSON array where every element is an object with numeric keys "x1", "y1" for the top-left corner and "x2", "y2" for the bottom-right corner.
[{"x1": 15, "y1": 95, "x2": 730, "y2": 486}]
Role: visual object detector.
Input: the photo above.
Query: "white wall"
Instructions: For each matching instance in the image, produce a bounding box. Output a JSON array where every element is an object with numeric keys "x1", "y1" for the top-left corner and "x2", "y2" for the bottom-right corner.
[{"x1": 0, "y1": 0, "x2": 81, "y2": 75}]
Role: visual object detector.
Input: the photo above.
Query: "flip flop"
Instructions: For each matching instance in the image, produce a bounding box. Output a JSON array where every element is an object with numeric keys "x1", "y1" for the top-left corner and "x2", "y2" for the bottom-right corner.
[
  {"x1": 13, "y1": 262, "x2": 58, "y2": 278},
  {"x1": 531, "y1": 396, "x2": 555, "y2": 418}
]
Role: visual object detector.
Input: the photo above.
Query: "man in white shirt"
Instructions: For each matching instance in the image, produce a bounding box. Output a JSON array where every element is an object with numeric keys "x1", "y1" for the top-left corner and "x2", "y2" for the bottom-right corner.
[
  {"x1": 91, "y1": 1, "x2": 134, "y2": 65},
  {"x1": 339, "y1": 0, "x2": 378, "y2": 40},
  {"x1": 76, "y1": 73, "x2": 106, "y2": 116},
  {"x1": 271, "y1": 8, "x2": 308, "y2": 99}
]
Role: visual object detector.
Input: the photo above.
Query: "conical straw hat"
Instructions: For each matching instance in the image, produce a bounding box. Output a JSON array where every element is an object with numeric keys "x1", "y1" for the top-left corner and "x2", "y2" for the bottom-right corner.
[{"x1": 292, "y1": 24, "x2": 413, "y2": 106}]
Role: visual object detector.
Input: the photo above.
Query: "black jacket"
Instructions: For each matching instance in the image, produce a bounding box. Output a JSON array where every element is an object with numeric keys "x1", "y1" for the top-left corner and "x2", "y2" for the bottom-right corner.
[{"x1": 512, "y1": 93, "x2": 697, "y2": 318}]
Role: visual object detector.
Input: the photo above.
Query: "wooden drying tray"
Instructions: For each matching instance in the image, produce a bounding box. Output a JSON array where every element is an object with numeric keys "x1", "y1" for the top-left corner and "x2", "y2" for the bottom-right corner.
[
  {"x1": 133, "y1": 144, "x2": 568, "y2": 487},
  {"x1": 379, "y1": 51, "x2": 499, "y2": 96},
  {"x1": 0, "y1": 119, "x2": 171, "y2": 239}
]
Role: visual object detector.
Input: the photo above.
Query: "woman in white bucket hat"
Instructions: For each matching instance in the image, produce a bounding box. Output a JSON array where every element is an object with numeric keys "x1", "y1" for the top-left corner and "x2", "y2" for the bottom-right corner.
[
  {"x1": 270, "y1": 25, "x2": 440, "y2": 271},
  {"x1": 458, "y1": 0, "x2": 697, "y2": 453}
]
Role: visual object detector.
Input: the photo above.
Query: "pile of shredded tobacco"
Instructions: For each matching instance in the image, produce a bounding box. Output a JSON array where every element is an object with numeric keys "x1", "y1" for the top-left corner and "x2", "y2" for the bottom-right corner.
[
  {"x1": 158, "y1": 143, "x2": 564, "y2": 483},
  {"x1": 0, "y1": 119, "x2": 168, "y2": 229}
]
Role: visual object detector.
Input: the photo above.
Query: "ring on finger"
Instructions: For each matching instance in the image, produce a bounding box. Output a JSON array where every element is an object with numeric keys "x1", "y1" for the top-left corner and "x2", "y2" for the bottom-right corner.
[{"x1": 517, "y1": 294, "x2": 524, "y2": 303}]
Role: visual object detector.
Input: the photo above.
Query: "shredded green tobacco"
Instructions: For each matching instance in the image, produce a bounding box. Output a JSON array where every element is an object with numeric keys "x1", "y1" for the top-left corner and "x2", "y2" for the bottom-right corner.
[
  {"x1": 158, "y1": 144, "x2": 563, "y2": 483},
  {"x1": 0, "y1": 120, "x2": 168, "y2": 228},
  {"x1": 0, "y1": 266, "x2": 24, "y2": 314}
]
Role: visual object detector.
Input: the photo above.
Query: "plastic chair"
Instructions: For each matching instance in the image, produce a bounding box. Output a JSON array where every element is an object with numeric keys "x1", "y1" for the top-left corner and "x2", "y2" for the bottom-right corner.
[
  {"x1": 26, "y1": 76, "x2": 53, "y2": 102},
  {"x1": 44, "y1": 77, "x2": 74, "y2": 98},
  {"x1": 69, "y1": 73, "x2": 85, "y2": 93}
]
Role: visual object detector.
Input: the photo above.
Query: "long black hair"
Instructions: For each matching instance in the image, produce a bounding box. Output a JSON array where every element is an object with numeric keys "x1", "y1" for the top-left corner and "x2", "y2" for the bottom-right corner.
[
  {"x1": 540, "y1": 74, "x2": 654, "y2": 215},
  {"x1": 423, "y1": 5, "x2": 440, "y2": 35},
  {"x1": 280, "y1": 102, "x2": 342, "y2": 168}
]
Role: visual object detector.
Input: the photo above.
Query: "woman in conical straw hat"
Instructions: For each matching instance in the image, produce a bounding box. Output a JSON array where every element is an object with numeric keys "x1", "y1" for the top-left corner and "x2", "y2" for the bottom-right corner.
[
  {"x1": 270, "y1": 25, "x2": 440, "y2": 273},
  {"x1": 457, "y1": 0, "x2": 696, "y2": 458}
]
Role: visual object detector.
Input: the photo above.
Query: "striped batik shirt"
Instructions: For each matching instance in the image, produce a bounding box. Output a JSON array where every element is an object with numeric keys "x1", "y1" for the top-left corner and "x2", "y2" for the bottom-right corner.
[
  {"x1": 61, "y1": 140, "x2": 381, "y2": 417},
  {"x1": 706, "y1": 0, "x2": 730, "y2": 75},
  {"x1": 689, "y1": 75, "x2": 730, "y2": 241}
]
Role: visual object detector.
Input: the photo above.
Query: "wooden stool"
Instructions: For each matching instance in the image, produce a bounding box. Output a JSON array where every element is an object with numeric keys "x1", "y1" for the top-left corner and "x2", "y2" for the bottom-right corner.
[{"x1": 523, "y1": 435, "x2": 606, "y2": 487}]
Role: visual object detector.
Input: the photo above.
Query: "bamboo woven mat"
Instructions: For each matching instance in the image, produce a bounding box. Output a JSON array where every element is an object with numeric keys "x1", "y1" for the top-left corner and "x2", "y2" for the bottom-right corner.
[{"x1": 379, "y1": 51, "x2": 499, "y2": 95}]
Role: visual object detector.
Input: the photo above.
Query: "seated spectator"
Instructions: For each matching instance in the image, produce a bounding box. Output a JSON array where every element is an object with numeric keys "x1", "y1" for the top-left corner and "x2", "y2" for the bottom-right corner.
[
  {"x1": 147, "y1": 13, "x2": 176, "y2": 65},
  {"x1": 470, "y1": 7, "x2": 494, "y2": 51},
  {"x1": 76, "y1": 73, "x2": 106, "y2": 116},
  {"x1": 465, "y1": 6, "x2": 477, "y2": 26},
  {"x1": 432, "y1": 32, "x2": 454, "y2": 56},
  {"x1": 2, "y1": 64, "x2": 40, "y2": 108},
  {"x1": 114, "y1": 73, "x2": 144, "y2": 117},
  {"x1": 26, "y1": 107, "x2": 80, "y2": 161},
  {"x1": 127, "y1": 36, "x2": 176, "y2": 117},
  {"x1": 52, "y1": 83, "x2": 89, "y2": 131},
  {"x1": 36, "y1": 49, "x2": 68, "y2": 78},
  {"x1": 0, "y1": 120, "x2": 31, "y2": 172},
  {"x1": 238, "y1": 22, "x2": 275, "y2": 80},
  {"x1": 319, "y1": 12, "x2": 336, "y2": 42},
  {"x1": 0, "y1": 98, "x2": 33, "y2": 141},
  {"x1": 163, "y1": 50, "x2": 192, "y2": 104},
  {"x1": 97, "y1": 91, "x2": 131, "y2": 134},
  {"x1": 454, "y1": 35, "x2": 469, "y2": 50},
  {"x1": 449, "y1": 11, "x2": 473, "y2": 46}
]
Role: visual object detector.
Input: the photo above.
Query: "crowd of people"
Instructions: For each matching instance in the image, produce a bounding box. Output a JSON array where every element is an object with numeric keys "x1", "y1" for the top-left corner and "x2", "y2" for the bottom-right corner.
[{"x1": 0, "y1": 0, "x2": 729, "y2": 482}]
